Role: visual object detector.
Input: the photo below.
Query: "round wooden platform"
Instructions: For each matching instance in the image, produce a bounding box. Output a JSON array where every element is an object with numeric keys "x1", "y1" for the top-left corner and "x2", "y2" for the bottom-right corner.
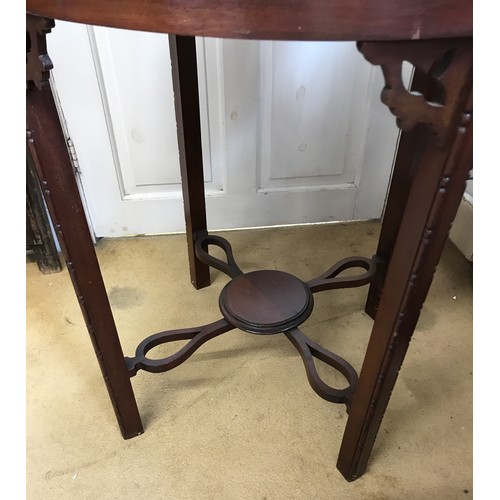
[{"x1": 219, "y1": 270, "x2": 313, "y2": 334}]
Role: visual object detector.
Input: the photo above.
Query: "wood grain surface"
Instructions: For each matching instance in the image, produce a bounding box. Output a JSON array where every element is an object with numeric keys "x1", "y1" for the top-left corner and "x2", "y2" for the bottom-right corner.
[{"x1": 26, "y1": 0, "x2": 472, "y2": 41}]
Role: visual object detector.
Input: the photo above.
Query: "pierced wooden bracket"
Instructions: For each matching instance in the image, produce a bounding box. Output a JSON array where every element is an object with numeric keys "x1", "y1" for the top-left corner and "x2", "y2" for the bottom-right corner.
[
  {"x1": 26, "y1": 14, "x2": 55, "y2": 90},
  {"x1": 358, "y1": 39, "x2": 472, "y2": 146}
]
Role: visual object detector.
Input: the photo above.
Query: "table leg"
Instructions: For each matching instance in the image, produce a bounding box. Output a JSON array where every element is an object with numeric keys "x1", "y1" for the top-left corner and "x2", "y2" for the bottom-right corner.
[
  {"x1": 26, "y1": 15, "x2": 143, "y2": 439},
  {"x1": 338, "y1": 38, "x2": 472, "y2": 480},
  {"x1": 365, "y1": 70, "x2": 446, "y2": 319},
  {"x1": 169, "y1": 35, "x2": 211, "y2": 290},
  {"x1": 365, "y1": 126, "x2": 428, "y2": 318}
]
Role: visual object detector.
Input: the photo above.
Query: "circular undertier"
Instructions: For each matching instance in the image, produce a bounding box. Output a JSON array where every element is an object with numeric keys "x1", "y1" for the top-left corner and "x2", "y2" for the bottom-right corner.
[{"x1": 219, "y1": 270, "x2": 313, "y2": 334}]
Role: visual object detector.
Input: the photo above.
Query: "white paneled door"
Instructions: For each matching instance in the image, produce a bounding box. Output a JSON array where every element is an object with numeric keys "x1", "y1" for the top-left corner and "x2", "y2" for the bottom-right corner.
[{"x1": 48, "y1": 22, "x2": 403, "y2": 238}]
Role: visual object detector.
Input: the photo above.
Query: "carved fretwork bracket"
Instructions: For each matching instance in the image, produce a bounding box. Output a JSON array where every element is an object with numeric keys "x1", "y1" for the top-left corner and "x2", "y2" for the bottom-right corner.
[
  {"x1": 26, "y1": 14, "x2": 55, "y2": 90},
  {"x1": 358, "y1": 39, "x2": 472, "y2": 146}
]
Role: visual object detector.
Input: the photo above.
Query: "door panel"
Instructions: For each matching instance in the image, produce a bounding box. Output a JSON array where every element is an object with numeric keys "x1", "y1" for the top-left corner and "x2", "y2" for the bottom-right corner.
[
  {"x1": 48, "y1": 22, "x2": 402, "y2": 237},
  {"x1": 89, "y1": 26, "x2": 222, "y2": 197},
  {"x1": 262, "y1": 41, "x2": 355, "y2": 183}
]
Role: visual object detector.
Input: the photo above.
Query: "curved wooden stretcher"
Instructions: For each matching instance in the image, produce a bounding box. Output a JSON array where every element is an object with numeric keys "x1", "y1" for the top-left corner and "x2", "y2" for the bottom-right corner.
[{"x1": 26, "y1": 0, "x2": 472, "y2": 481}]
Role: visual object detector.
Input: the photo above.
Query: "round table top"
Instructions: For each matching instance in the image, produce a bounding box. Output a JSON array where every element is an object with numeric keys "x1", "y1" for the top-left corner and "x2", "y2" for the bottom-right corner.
[{"x1": 27, "y1": 0, "x2": 472, "y2": 42}]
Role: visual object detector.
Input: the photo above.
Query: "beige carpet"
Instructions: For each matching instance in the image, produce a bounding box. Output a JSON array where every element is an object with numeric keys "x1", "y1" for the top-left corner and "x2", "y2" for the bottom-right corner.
[{"x1": 26, "y1": 221, "x2": 472, "y2": 499}]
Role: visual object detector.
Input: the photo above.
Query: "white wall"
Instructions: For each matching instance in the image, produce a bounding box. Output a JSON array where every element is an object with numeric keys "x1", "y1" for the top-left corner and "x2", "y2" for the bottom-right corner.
[{"x1": 449, "y1": 176, "x2": 473, "y2": 261}]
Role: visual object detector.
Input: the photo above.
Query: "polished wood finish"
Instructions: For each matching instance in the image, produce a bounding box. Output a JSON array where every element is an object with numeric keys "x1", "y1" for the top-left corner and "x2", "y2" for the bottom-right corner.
[
  {"x1": 26, "y1": 14, "x2": 143, "y2": 439},
  {"x1": 169, "y1": 35, "x2": 211, "y2": 289},
  {"x1": 339, "y1": 105, "x2": 472, "y2": 479},
  {"x1": 219, "y1": 270, "x2": 314, "y2": 334},
  {"x1": 26, "y1": 0, "x2": 472, "y2": 41},
  {"x1": 364, "y1": 125, "x2": 426, "y2": 319},
  {"x1": 338, "y1": 40, "x2": 472, "y2": 480},
  {"x1": 126, "y1": 233, "x2": 371, "y2": 405},
  {"x1": 365, "y1": 68, "x2": 450, "y2": 319},
  {"x1": 26, "y1": 85, "x2": 144, "y2": 439},
  {"x1": 285, "y1": 327, "x2": 358, "y2": 405},
  {"x1": 358, "y1": 39, "x2": 471, "y2": 146},
  {"x1": 125, "y1": 319, "x2": 234, "y2": 376},
  {"x1": 26, "y1": 0, "x2": 472, "y2": 483}
]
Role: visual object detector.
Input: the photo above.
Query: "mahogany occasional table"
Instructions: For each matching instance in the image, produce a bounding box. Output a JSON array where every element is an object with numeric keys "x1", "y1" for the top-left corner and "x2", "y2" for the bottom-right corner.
[{"x1": 26, "y1": 0, "x2": 472, "y2": 482}]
